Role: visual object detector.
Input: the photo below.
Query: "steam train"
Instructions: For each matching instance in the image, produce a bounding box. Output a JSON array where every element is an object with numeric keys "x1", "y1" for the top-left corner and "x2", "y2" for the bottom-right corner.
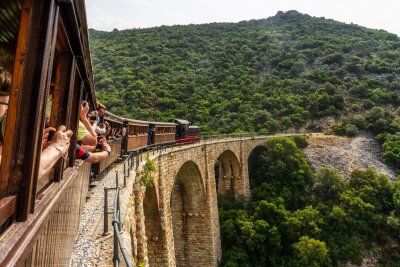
[{"x1": 94, "y1": 112, "x2": 201, "y2": 175}]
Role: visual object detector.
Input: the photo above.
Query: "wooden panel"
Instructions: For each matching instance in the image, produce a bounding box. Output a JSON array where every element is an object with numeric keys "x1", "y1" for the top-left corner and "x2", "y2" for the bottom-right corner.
[
  {"x1": 93, "y1": 139, "x2": 122, "y2": 175},
  {"x1": 0, "y1": 196, "x2": 16, "y2": 226},
  {"x1": 29, "y1": 1, "x2": 59, "y2": 213},
  {"x1": 154, "y1": 133, "x2": 176, "y2": 145},
  {"x1": 0, "y1": 162, "x2": 91, "y2": 266},
  {"x1": 127, "y1": 134, "x2": 149, "y2": 152}
]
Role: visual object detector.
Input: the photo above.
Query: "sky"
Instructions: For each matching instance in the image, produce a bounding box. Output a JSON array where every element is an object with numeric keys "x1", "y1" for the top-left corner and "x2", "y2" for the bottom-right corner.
[{"x1": 86, "y1": 0, "x2": 400, "y2": 36}]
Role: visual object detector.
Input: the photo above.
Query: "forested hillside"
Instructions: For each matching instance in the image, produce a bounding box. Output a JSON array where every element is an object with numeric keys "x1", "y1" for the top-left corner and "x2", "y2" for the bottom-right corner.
[{"x1": 90, "y1": 10, "x2": 400, "y2": 134}]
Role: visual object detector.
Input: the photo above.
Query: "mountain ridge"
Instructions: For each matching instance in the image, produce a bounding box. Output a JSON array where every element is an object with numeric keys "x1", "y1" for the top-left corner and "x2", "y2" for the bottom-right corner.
[{"x1": 89, "y1": 10, "x2": 400, "y2": 136}]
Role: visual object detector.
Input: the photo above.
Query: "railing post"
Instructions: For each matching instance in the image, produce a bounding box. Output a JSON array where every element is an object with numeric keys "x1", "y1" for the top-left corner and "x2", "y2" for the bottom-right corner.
[
  {"x1": 113, "y1": 222, "x2": 120, "y2": 266},
  {"x1": 117, "y1": 188, "x2": 121, "y2": 231},
  {"x1": 115, "y1": 171, "x2": 119, "y2": 187},
  {"x1": 123, "y1": 166, "x2": 127, "y2": 187},
  {"x1": 102, "y1": 187, "x2": 109, "y2": 236}
]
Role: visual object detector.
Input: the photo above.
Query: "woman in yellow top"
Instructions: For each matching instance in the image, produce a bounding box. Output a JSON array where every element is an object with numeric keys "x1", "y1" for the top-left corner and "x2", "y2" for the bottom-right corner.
[{"x1": 78, "y1": 101, "x2": 98, "y2": 152}]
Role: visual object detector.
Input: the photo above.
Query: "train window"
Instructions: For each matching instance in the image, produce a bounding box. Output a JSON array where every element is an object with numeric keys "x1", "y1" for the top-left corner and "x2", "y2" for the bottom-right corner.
[{"x1": 37, "y1": 15, "x2": 74, "y2": 193}]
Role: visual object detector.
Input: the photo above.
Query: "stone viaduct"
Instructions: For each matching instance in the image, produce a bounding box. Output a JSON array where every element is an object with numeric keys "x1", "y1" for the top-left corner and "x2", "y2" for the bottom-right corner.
[{"x1": 120, "y1": 135, "x2": 291, "y2": 267}]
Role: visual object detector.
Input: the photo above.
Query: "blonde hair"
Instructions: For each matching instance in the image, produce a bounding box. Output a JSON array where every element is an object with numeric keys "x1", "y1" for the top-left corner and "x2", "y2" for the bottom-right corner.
[
  {"x1": 0, "y1": 66, "x2": 11, "y2": 95},
  {"x1": 97, "y1": 101, "x2": 106, "y2": 110}
]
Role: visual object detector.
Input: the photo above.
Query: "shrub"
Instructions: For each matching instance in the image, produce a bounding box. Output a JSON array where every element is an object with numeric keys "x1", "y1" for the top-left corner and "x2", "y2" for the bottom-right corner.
[
  {"x1": 345, "y1": 124, "x2": 358, "y2": 137},
  {"x1": 140, "y1": 158, "x2": 156, "y2": 187},
  {"x1": 331, "y1": 124, "x2": 345, "y2": 136},
  {"x1": 293, "y1": 236, "x2": 331, "y2": 267},
  {"x1": 291, "y1": 135, "x2": 309, "y2": 149}
]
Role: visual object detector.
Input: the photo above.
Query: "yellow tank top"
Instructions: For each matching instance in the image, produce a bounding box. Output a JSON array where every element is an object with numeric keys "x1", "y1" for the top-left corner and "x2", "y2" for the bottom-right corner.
[{"x1": 77, "y1": 121, "x2": 88, "y2": 141}]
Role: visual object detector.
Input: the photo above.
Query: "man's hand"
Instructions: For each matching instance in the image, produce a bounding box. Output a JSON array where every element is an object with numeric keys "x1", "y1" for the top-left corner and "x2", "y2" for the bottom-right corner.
[
  {"x1": 101, "y1": 139, "x2": 112, "y2": 156},
  {"x1": 51, "y1": 125, "x2": 73, "y2": 155},
  {"x1": 80, "y1": 101, "x2": 90, "y2": 119},
  {"x1": 42, "y1": 127, "x2": 56, "y2": 150}
]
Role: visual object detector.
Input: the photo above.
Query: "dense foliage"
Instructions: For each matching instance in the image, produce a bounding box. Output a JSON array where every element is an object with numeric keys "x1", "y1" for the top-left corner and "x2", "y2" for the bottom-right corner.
[
  {"x1": 219, "y1": 137, "x2": 400, "y2": 266},
  {"x1": 89, "y1": 10, "x2": 400, "y2": 135}
]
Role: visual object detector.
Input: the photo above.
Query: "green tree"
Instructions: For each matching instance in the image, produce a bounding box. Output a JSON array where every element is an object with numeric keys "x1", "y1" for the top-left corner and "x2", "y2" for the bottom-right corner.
[
  {"x1": 313, "y1": 168, "x2": 347, "y2": 204},
  {"x1": 382, "y1": 133, "x2": 400, "y2": 170},
  {"x1": 293, "y1": 236, "x2": 331, "y2": 267}
]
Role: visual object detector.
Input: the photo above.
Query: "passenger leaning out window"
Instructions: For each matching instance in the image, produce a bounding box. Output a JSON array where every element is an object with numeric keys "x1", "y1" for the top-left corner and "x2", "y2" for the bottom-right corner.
[
  {"x1": 75, "y1": 138, "x2": 112, "y2": 163},
  {"x1": 78, "y1": 101, "x2": 98, "y2": 151}
]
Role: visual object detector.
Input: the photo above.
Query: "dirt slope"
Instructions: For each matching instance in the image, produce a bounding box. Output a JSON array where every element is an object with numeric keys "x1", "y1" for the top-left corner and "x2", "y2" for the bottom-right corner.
[{"x1": 303, "y1": 133, "x2": 396, "y2": 180}]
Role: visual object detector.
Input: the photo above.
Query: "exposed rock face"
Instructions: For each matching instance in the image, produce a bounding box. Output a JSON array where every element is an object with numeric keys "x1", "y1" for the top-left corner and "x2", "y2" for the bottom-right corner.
[{"x1": 303, "y1": 133, "x2": 396, "y2": 180}]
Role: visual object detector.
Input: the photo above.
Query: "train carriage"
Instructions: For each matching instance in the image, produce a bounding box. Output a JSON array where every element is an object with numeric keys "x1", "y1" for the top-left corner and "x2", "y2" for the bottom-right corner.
[
  {"x1": 0, "y1": 0, "x2": 97, "y2": 265},
  {"x1": 92, "y1": 111, "x2": 124, "y2": 175},
  {"x1": 150, "y1": 121, "x2": 177, "y2": 145},
  {"x1": 125, "y1": 118, "x2": 149, "y2": 152}
]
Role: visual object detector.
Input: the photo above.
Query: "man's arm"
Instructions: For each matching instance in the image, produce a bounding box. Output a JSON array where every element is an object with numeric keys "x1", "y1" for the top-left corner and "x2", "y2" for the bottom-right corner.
[
  {"x1": 80, "y1": 101, "x2": 97, "y2": 139},
  {"x1": 76, "y1": 141, "x2": 111, "y2": 164},
  {"x1": 84, "y1": 150, "x2": 109, "y2": 164},
  {"x1": 39, "y1": 126, "x2": 72, "y2": 178}
]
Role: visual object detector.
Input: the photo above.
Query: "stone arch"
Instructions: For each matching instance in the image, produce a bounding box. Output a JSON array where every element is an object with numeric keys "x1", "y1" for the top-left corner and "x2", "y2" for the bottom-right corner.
[
  {"x1": 214, "y1": 150, "x2": 241, "y2": 198},
  {"x1": 143, "y1": 184, "x2": 162, "y2": 266},
  {"x1": 170, "y1": 160, "x2": 210, "y2": 267},
  {"x1": 248, "y1": 145, "x2": 268, "y2": 190}
]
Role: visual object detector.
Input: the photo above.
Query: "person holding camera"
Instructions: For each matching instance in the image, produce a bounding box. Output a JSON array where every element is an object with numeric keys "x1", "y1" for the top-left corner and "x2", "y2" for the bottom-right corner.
[{"x1": 78, "y1": 100, "x2": 98, "y2": 151}]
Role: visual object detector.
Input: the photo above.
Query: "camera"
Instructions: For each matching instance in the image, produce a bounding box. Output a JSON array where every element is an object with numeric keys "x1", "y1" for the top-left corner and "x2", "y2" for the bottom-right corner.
[{"x1": 48, "y1": 131, "x2": 54, "y2": 141}]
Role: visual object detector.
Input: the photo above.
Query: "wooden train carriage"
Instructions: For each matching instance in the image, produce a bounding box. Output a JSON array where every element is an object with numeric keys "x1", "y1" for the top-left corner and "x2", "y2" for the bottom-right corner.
[
  {"x1": 92, "y1": 139, "x2": 121, "y2": 175},
  {"x1": 92, "y1": 111, "x2": 124, "y2": 175},
  {"x1": 151, "y1": 121, "x2": 177, "y2": 145},
  {"x1": 0, "y1": 0, "x2": 96, "y2": 265},
  {"x1": 125, "y1": 119, "x2": 149, "y2": 152}
]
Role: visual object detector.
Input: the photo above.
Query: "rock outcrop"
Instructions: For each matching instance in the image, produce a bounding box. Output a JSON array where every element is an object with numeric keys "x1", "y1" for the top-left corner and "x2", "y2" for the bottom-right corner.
[{"x1": 303, "y1": 133, "x2": 396, "y2": 180}]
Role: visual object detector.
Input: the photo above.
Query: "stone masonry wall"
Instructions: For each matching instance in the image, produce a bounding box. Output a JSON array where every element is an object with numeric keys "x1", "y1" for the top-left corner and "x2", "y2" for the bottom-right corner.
[{"x1": 118, "y1": 137, "x2": 270, "y2": 267}]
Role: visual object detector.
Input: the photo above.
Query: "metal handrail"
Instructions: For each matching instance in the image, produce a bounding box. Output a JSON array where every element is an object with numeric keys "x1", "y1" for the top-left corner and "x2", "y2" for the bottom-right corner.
[
  {"x1": 103, "y1": 157, "x2": 133, "y2": 267},
  {"x1": 201, "y1": 131, "x2": 304, "y2": 142}
]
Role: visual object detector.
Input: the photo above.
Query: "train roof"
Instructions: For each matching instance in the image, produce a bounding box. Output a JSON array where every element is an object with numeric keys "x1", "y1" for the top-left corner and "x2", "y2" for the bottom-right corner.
[
  {"x1": 125, "y1": 118, "x2": 152, "y2": 125},
  {"x1": 104, "y1": 111, "x2": 125, "y2": 124},
  {"x1": 124, "y1": 117, "x2": 177, "y2": 126},
  {"x1": 173, "y1": 119, "x2": 190, "y2": 125},
  {"x1": 151, "y1": 121, "x2": 177, "y2": 127}
]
